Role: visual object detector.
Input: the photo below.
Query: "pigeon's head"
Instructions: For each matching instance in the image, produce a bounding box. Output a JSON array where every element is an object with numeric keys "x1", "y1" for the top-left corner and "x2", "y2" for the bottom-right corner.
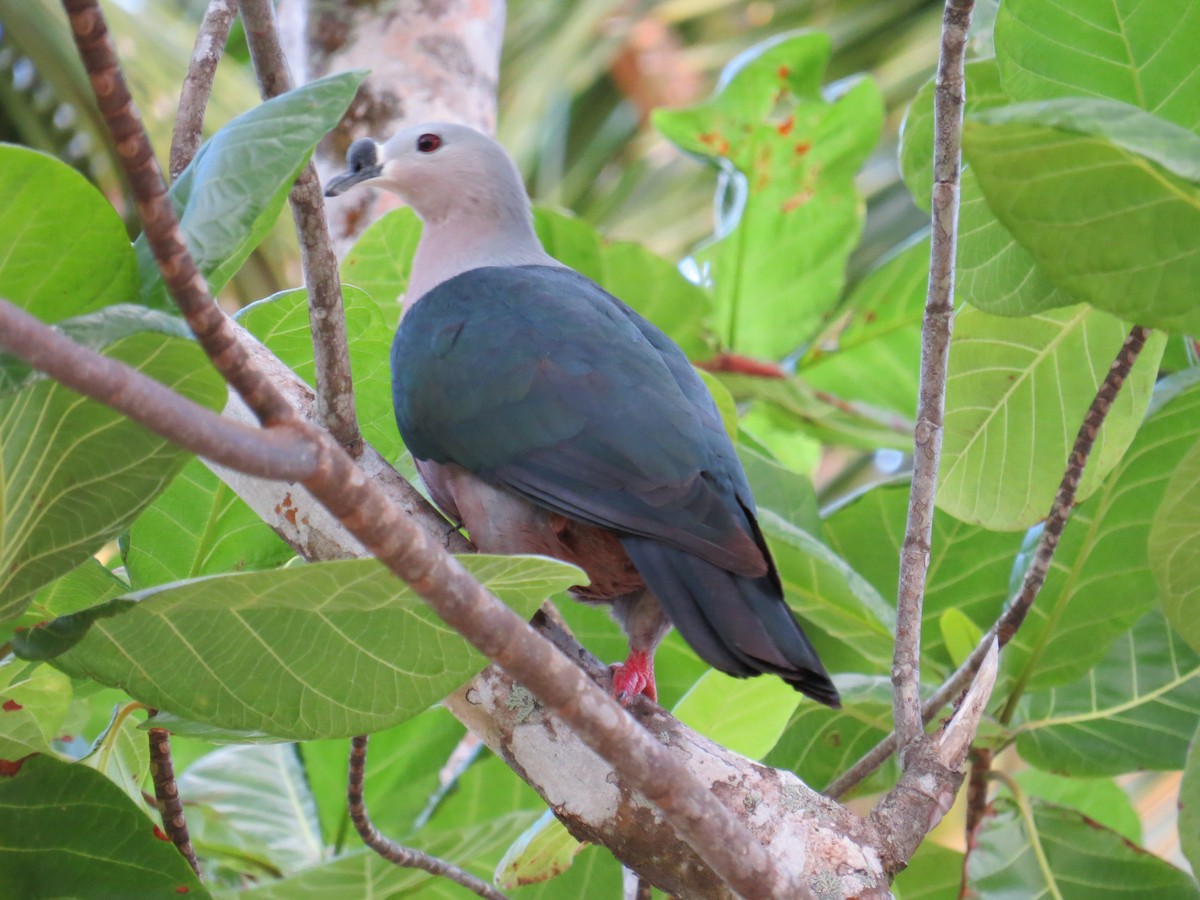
[{"x1": 324, "y1": 123, "x2": 528, "y2": 224}]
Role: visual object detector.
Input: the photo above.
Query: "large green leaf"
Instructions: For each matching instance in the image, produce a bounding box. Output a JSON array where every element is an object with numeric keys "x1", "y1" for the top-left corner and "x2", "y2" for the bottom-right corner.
[
  {"x1": 1002, "y1": 370, "x2": 1200, "y2": 692},
  {"x1": 3, "y1": 558, "x2": 128, "y2": 642},
  {"x1": 1150, "y1": 440, "x2": 1200, "y2": 656},
  {"x1": 339, "y1": 207, "x2": 423, "y2": 330},
  {"x1": 1182, "y1": 722, "x2": 1200, "y2": 878},
  {"x1": 237, "y1": 285, "x2": 401, "y2": 460},
  {"x1": 0, "y1": 327, "x2": 225, "y2": 624},
  {"x1": 654, "y1": 32, "x2": 882, "y2": 358},
  {"x1": 759, "y1": 510, "x2": 895, "y2": 677},
  {"x1": 1014, "y1": 770, "x2": 1141, "y2": 844},
  {"x1": 125, "y1": 458, "x2": 292, "y2": 589},
  {"x1": 799, "y1": 234, "x2": 927, "y2": 420},
  {"x1": 671, "y1": 668, "x2": 800, "y2": 760},
  {"x1": 763, "y1": 675, "x2": 894, "y2": 795},
  {"x1": 893, "y1": 841, "x2": 963, "y2": 900},
  {"x1": 937, "y1": 305, "x2": 1163, "y2": 530},
  {"x1": 969, "y1": 792, "x2": 1200, "y2": 899},
  {"x1": 215, "y1": 813, "x2": 538, "y2": 899},
  {"x1": 963, "y1": 116, "x2": 1200, "y2": 335},
  {"x1": 0, "y1": 754, "x2": 209, "y2": 898},
  {"x1": 81, "y1": 701, "x2": 151, "y2": 810},
  {"x1": 824, "y1": 482, "x2": 1024, "y2": 675},
  {"x1": 534, "y1": 208, "x2": 711, "y2": 358},
  {"x1": 16, "y1": 555, "x2": 582, "y2": 741},
  {"x1": 1012, "y1": 610, "x2": 1200, "y2": 776},
  {"x1": 0, "y1": 660, "x2": 71, "y2": 766},
  {"x1": 994, "y1": 0, "x2": 1200, "y2": 132},
  {"x1": 0, "y1": 144, "x2": 137, "y2": 321},
  {"x1": 179, "y1": 744, "x2": 323, "y2": 878},
  {"x1": 137, "y1": 71, "x2": 365, "y2": 309}
]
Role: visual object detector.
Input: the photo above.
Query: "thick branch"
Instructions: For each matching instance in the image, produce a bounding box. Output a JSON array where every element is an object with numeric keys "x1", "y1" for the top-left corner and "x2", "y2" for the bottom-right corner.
[
  {"x1": 893, "y1": 0, "x2": 975, "y2": 755},
  {"x1": 169, "y1": 0, "x2": 236, "y2": 180},
  {"x1": 56, "y1": 4, "x2": 802, "y2": 893},
  {"x1": 240, "y1": 0, "x2": 361, "y2": 451},
  {"x1": 827, "y1": 323, "x2": 1151, "y2": 800},
  {"x1": 348, "y1": 735, "x2": 506, "y2": 900}
]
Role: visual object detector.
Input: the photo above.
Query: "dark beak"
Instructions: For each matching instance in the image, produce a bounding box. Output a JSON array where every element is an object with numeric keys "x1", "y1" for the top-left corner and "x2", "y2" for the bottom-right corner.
[{"x1": 324, "y1": 164, "x2": 383, "y2": 198}]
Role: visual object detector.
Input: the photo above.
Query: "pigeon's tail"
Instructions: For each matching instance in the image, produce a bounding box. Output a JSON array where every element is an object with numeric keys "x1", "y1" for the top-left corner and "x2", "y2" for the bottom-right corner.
[{"x1": 621, "y1": 537, "x2": 840, "y2": 708}]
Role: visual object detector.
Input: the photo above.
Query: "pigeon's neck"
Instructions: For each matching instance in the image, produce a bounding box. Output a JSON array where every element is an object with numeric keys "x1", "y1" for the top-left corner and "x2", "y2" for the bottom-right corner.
[{"x1": 406, "y1": 207, "x2": 559, "y2": 310}]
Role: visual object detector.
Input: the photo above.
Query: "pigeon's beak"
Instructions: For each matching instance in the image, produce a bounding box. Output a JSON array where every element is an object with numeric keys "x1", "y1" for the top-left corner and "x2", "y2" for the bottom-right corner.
[
  {"x1": 324, "y1": 163, "x2": 382, "y2": 198},
  {"x1": 324, "y1": 137, "x2": 385, "y2": 197}
]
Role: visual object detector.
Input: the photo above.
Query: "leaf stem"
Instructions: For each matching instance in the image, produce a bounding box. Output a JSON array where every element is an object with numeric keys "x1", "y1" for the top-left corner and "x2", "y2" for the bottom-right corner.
[{"x1": 347, "y1": 735, "x2": 508, "y2": 900}]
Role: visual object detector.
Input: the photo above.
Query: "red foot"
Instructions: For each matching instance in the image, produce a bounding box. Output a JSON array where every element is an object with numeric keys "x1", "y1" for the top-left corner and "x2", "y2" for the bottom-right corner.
[{"x1": 611, "y1": 649, "x2": 657, "y2": 704}]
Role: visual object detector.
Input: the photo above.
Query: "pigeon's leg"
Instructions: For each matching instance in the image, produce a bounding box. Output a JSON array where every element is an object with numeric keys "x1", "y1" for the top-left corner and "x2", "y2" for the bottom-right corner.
[{"x1": 609, "y1": 591, "x2": 671, "y2": 704}]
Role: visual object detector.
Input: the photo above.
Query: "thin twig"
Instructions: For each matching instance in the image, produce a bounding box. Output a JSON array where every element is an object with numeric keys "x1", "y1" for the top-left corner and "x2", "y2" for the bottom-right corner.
[
  {"x1": 239, "y1": 0, "x2": 361, "y2": 452},
  {"x1": 169, "y1": 0, "x2": 236, "y2": 180},
  {"x1": 55, "y1": 4, "x2": 795, "y2": 894},
  {"x1": 148, "y1": 726, "x2": 201, "y2": 878},
  {"x1": 961, "y1": 748, "x2": 992, "y2": 894},
  {"x1": 348, "y1": 735, "x2": 506, "y2": 900},
  {"x1": 826, "y1": 324, "x2": 1151, "y2": 800},
  {"x1": 892, "y1": 0, "x2": 974, "y2": 755}
]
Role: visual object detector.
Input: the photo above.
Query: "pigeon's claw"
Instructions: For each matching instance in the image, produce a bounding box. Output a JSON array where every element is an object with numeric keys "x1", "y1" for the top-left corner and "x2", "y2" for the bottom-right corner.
[{"x1": 611, "y1": 649, "x2": 657, "y2": 704}]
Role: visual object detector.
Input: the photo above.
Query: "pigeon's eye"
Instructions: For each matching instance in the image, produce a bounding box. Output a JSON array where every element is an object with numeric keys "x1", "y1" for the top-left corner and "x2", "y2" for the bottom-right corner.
[{"x1": 416, "y1": 133, "x2": 442, "y2": 153}]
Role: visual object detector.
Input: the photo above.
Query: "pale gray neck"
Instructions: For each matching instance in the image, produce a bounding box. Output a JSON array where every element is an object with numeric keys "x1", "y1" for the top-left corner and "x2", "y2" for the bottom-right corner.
[{"x1": 405, "y1": 208, "x2": 559, "y2": 311}]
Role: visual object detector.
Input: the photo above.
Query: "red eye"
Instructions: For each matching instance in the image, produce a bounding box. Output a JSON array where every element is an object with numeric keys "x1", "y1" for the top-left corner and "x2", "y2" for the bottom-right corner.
[{"x1": 416, "y1": 133, "x2": 442, "y2": 153}]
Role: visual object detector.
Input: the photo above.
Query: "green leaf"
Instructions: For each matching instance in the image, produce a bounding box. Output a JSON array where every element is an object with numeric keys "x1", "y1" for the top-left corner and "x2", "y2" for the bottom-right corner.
[
  {"x1": 759, "y1": 509, "x2": 895, "y2": 677},
  {"x1": 215, "y1": 814, "x2": 537, "y2": 899},
  {"x1": 426, "y1": 753, "x2": 544, "y2": 833},
  {"x1": 1014, "y1": 770, "x2": 1141, "y2": 844},
  {"x1": 0, "y1": 755, "x2": 209, "y2": 898},
  {"x1": 340, "y1": 207, "x2": 423, "y2": 330},
  {"x1": 496, "y1": 810, "x2": 585, "y2": 890},
  {"x1": 800, "y1": 234, "x2": 929, "y2": 419},
  {"x1": 137, "y1": 71, "x2": 365, "y2": 309},
  {"x1": 18, "y1": 555, "x2": 582, "y2": 740},
  {"x1": 1012, "y1": 609, "x2": 1200, "y2": 776},
  {"x1": 994, "y1": 0, "x2": 1200, "y2": 132},
  {"x1": 1150, "y1": 439, "x2": 1200, "y2": 656},
  {"x1": 1002, "y1": 370, "x2": 1200, "y2": 691},
  {"x1": 824, "y1": 483, "x2": 1025, "y2": 675},
  {"x1": 1182, "y1": 722, "x2": 1200, "y2": 878},
  {"x1": 737, "y1": 444, "x2": 820, "y2": 537},
  {"x1": 0, "y1": 660, "x2": 71, "y2": 764},
  {"x1": 4, "y1": 559, "x2": 128, "y2": 643},
  {"x1": 0, "y1": 329, "x2": 225, "y2": 624},
  {"x1": 179, "y1": 744, "x2": 324, "y2": 877},
  {"x1": 81, "y1": 702, "x2": 151, "y2": 809},
  {"x1": 893, "y1": 841, "x2": 963, "y2": 900},
  {"x1": 939, "y1": 609, "x2": 982, "y2": 669},
  {"x1": 237, "y1": 285, "x2": 402, "y2": 460},
  {"x1": 0, "y1": 144, "x2": 138, "y2": 322},
  {"x1": 969, "y1": 791, "x2": 1200, "y2": 899},
  {"x1": 963, "y1": 117, "x2": 1200, "y2": 335},
  {"x1": 938, "y1": 305, "x2": 1163, "y2": 530},
  {"x1": 508, "y1": 844, "x2": 622, "y2": 898},
  {"x1": 763, "y1": 675, "x2": 894, "y2": 795},
  {"x1": 672, "y1": 668, "x2": 800, "y2": 760},
  {"x1": 534, "y1": 208, "x2": 712, "y2": 358},
  {"x1": 698, "y1": 368, "x2": 739, "y2": 439},
  {"x1": 125, "y1": 458, "x2": 292, "y2": 589},
  {"x1": 654, "y1": 32, "x2": 882, "y2": 358}
]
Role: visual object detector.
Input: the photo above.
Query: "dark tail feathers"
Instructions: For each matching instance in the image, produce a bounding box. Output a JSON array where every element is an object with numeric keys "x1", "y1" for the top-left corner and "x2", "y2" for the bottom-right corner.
[{"x1": 622, "y1": 537, "x2": 840, "y2": 708}]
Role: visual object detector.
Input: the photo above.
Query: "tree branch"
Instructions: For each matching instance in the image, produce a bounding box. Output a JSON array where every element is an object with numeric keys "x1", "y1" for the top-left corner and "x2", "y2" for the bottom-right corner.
[
  {"x1": 239, "y1": 0, "x2": 361, "y2": 451},
  {"x1": 54, "y1": 4, "x2": 806, "y2": 893},
  {"x1": 169, "y1": 0, "x2": 236, "y2": 181},
  {"x1": 892, "y1": 0, "x2": 975, "y2": 756},
  {"x1": 348, "y1": 734, "x2": 507, "y2": 900},
  {"x1": 826, "y1": 323, "x2": 1152, "y2": 800}
]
